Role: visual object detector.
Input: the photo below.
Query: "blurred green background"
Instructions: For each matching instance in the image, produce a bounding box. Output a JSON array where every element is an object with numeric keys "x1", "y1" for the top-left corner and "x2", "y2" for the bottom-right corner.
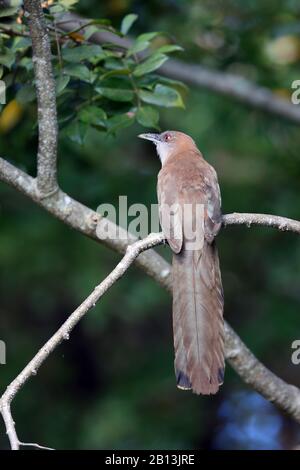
[{"x1": 1, "y1": 0, "x2": 300, "y2": 449}]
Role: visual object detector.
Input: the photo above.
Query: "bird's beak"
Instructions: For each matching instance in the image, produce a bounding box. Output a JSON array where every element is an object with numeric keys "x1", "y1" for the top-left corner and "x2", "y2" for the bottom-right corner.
[{"x1": 138, "y1": 133, "x2": 161, "y2": 143}]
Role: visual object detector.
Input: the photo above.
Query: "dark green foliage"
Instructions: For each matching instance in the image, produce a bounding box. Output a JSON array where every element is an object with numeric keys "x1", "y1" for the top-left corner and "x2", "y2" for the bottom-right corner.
[
  {"x1": 0, "y1": 0, "x2": 185, "y2": 144},
  {"x1": 0, "y1": 0, "x2": 300, "y2": 450}
]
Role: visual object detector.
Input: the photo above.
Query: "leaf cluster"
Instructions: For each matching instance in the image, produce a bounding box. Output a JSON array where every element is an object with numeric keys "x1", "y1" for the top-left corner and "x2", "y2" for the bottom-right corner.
[{"x1": 0, "y1": 1, "x2": 186, "y2": 143}]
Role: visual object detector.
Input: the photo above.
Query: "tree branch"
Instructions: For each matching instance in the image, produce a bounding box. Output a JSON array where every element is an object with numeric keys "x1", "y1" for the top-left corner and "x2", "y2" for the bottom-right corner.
[
  {"x1": 223, "y1": 212, "x2": 300, "y2": 235},
  {"x1": 55, "y1": 12, "x2": 300, "y2": 125},
  {"x1": 2, "y1": 155, "x2": 300, "y2": 428},
  {"x1": 1, "y1": 4, "x2": 300, "y2": 449},
  {"x1": 0, "y1": 232, "x2": 165, "y2": 450},
  {"x1": 160, "y1": 61, "x2": 300, "y2": 125},
  {"x1": 0, "y1": 157, "x2": 171, "y2": 289},
  {"x1": 24, "y1": 0, "x2": 58, "y2": 196},
  {"x1": 225, "y1": 323, "x2": 300, "y2": 422},
  {"x1": 1, "y1": 226, "x2": 300, "y2": 450}
]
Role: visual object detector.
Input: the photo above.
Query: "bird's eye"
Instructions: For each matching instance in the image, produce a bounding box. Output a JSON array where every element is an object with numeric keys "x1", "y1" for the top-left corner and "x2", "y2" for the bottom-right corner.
[{"x1": 164, "y1": 133, "x2": 171, "y2": 141}]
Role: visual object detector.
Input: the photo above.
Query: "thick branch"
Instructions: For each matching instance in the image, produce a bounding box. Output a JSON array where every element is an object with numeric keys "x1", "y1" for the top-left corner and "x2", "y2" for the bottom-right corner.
[
  {"x1": 0, "y1": 232, "x2": 165, "y2": 450},
  {"x1": 24, "y1": 0, "x2": 58, "y2": 195},
  {"x1": 0, "y1": 157, "x2": 171, "y2": 288},
  {"x1": 223, "y1": 212, "x2": 300, "y2": 235},
  {"x1": 55, "y1": 13, "x2": 300, "y2": 125},
  {"x1": 2, "y1": 156, "x2": 300, "y2": 425}
]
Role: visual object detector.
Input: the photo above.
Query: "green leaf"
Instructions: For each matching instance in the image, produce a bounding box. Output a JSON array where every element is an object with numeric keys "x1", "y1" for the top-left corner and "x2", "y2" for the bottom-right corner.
[
  {"x1": 121, "y1": 14, "x2": 138, "y2": 35},
  {"x1": 78, "y1": 106, "x2": 107, "y2": 127},
  {"x1": 16, "y1": 84, "x2": 36, "y2": 104},
  {"x1": 155, "y1": 44, "x2": 184, "y2": 54},
  {"x1": 59, "y1": 0, "x2": 79, "y2": 8},
  {"x1": 139, "y1": 84, "x2": 184, "y2": 108},
  {"x1": 48, "y1": 4, "x2": 65, "y2": 13},
  {"x1": 127, "y1": 39, "x2": 182, "y2": 58},
  {"x1": 11, "y1": 37, "x2": 31, "y2": 52},
  {"x1": 137, "y1": 32, "x2": 161, "y2": 42},
  {"x1": 0, "y1": 48, "x2": 15, "y2": 69},
  {"x1": 127, "y1": 40, "x2": 150, "y2": 57},
  {"x1": 159, "y1": 76, "x2": 189, "y2": 94},
  {"x1": 62, "y1": 44, "x2": 103, "y2": 62},
  {"x1": 0, "y1": 7, "x2": 19, "y2": 17},
  {"x1": 64, "y1": 120, "x2": 88, "y2": 145},
  {"x1": 95, "y1": 87, "x2": 134, "y2": 102},
  {"x1": 136, "y1": 106, "x2": 159, "y2": 128},
  {"x1": 19, "y1": 57, "x2": 33, "y2": 72},
  {"x1": 83, "y1": 25, "x2": 100, "y2": 41},
  {"x1": 133, "y1": 53, "x2": 168, "y2": 77},
  {"x1": 126, "y1": 32, "x2": 165, "y2": 57},
  {"x1": 64, "y1": 64, "x2": 92, "y2": 82},
  {"x1": 107, "y1": 113, "x2": 135, "y2": 134},
  {"x1": 7, "y1": 0, "x2": 22, "y2": 6},
  {"x1": 100, "y1": 69, "x2": 131, "y2": 80},
  {"x1": 66, "y1": 19, "x2": 111, "y2": 39},
  {"x1": 91, "y1": 19, "x2": 112, "y2": 25},
  {"x1": 104, "y1": 57, "x2": 127, "y2": 71},
  {"x1": 56, "y1": 75, "x2": 70, "y2": 95}
]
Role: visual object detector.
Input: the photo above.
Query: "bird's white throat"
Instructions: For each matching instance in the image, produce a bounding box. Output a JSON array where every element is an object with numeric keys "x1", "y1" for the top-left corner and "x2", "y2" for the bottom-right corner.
[{"x1": 156, "y1": 142, "x2": 173, "y2": 165}]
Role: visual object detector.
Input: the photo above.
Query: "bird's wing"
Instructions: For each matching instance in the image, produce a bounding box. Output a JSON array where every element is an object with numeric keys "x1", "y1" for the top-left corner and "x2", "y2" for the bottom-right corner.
[
  {"x1": 157, "y1": 170, "x2": 183, "y2": 254},
  {"x1": 204, "y1": 165, "x2": 222, "y2": 242}
]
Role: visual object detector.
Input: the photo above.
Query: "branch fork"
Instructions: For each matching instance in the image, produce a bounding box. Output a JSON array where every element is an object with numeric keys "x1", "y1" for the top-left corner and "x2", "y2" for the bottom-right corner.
[{"x1": 0, "y1": 0, "x2": 300, "y2": 450}]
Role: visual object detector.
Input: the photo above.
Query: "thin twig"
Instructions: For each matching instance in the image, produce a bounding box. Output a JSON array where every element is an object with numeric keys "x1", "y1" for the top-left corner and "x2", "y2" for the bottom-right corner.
[
  {"x1": 0, "y1": 25, "x2": 30, "y2": 37},
  {"x1": 19, "y1": 442, "x2": 54, "y2": 450},
  {"x1": 53, "y1": 19, "x2": 62, "y2": 69},
  {"x1": 0, "y1": 233, "x2": 164, "y2": 450}
]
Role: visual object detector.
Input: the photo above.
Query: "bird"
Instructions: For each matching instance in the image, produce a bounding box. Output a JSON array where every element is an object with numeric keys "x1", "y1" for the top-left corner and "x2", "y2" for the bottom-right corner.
[{"x1": 139, "y1": 130, "x2": 224, "y2": 395}]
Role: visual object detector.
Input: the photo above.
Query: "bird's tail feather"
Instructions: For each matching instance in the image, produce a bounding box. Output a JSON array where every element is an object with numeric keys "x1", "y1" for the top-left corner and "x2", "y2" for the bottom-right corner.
[{"x1": 172, "y1": 241, "x2": 224, "y2": 395}]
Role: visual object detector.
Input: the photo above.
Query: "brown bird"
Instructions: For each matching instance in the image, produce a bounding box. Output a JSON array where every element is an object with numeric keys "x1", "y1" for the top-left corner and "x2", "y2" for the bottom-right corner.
[{"x1": 139, "y1": 130, "x2": 224, "y2": 395}]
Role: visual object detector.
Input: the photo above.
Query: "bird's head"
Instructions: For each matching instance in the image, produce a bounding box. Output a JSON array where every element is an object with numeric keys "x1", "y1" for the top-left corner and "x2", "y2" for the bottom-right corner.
[{"x1": 138, "y1": 130, "x2": 196, "y2": 164}]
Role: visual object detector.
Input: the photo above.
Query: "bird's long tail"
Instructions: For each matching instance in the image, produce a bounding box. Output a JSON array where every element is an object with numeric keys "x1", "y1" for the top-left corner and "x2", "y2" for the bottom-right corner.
[{"x1": 172, "y1": 241, "x2": 225, "y2": 395}]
